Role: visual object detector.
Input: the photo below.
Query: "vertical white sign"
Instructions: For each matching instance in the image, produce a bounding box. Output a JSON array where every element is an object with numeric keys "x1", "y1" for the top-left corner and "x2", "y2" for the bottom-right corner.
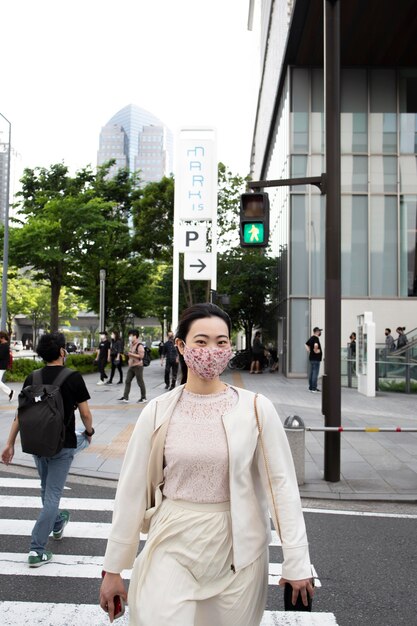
[
  {"x1": 175, "y1": 130, "x2": 217, "y2": 220},
  {"x1": 173, "y1": 127, "x2": 217, "y2": 332}
]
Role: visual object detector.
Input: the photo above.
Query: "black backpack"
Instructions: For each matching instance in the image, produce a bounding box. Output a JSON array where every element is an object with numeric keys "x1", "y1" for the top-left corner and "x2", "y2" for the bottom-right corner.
[
  {"x1": 143, "y1": 346, "x2": 151, "y2": 367},
  {"x1": 18, "y1": 368, "x2": 73, "y2": 457}
]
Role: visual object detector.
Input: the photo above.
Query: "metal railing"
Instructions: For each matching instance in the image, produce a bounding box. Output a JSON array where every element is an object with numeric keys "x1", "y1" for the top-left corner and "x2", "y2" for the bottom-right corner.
[{"x1": 342, "y1": 343, "x2": 417, "y2": 394}]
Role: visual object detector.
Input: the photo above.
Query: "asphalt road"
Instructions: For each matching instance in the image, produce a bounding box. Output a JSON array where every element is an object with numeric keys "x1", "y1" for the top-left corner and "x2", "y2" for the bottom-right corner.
[{"x1": 1, "y1": 467, "x2": 416, "y2": 625}]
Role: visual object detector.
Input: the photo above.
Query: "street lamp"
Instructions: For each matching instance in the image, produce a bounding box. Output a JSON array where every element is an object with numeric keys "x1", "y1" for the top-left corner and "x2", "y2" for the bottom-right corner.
[
  {"x1": 99, "y1": 269, "x2": 106, "y2": 333},
  {"x1": 0, "y1": 113, "x2": 11, "y2": 332}
]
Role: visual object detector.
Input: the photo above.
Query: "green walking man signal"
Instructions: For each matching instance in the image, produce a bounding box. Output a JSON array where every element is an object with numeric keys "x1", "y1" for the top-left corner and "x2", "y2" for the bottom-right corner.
[{"x1": 239, "y1": 192, "x2": 269, "y2": 247}]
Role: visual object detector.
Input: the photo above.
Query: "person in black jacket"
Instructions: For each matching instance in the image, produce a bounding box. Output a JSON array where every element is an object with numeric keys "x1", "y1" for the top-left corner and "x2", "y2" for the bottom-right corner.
[
  {"x1": 0, "y1": 331, "x2": 13, "y2": 401},
  {"x1": 161, "y1": 331, "x2": 179, "y2": 390},
  {"x1": 107, "y1": 330, "x2": 124, "y2": 385}
]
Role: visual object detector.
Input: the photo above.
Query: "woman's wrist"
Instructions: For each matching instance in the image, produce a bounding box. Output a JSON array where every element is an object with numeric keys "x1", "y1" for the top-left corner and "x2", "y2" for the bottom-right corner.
[{"x1": 84, "y1": 427, "x2": 95, "y2": 437}]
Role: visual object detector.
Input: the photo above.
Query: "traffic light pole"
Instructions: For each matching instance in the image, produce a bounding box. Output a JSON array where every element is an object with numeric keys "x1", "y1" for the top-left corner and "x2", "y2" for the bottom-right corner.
[{"x1": 247, "y1": 1, "x2": 341, "y2": 483}]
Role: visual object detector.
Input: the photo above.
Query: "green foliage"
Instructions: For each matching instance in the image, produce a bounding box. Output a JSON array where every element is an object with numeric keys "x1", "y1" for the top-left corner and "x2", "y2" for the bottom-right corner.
[
  {"x1": 132, "y1": 176, "x2": 174, "y2": 261},
  {"x1": 6, "y1": 357, "x2": 41, "y2": 382},
  {"x1": 6, "y1": 353, "x2": 97, "y2": 382},
  {"x1": 65, "y1": 353, "x2": 97, "y2": 374},
  {"x1": 378, "y1": 380, "x2": 417, "y2": 393},
  {"x1": 217, "y1": 249, "x2": 279, "y2": 347}
]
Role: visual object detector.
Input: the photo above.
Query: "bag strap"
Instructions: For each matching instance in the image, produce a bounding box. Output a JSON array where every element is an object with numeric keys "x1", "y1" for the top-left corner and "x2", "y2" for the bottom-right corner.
[
  {"x1": 254, "y1": 393, "x2": 281, "y2": 537},
  {"x1": 31, "y1": 367, "x2": 73, "y2": 387}
]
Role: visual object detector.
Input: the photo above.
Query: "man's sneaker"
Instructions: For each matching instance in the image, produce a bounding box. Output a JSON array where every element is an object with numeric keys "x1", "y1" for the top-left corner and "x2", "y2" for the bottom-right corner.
[
  {"x1": 118, "y1": 397, "x2": 129, "y2": 403},
  {"x1": 137, "y1": 398, "x2": 147, "y2": 403},
  {"x1": 28, "y1": 550, "x2": 53, "y2": 568},
  {"x1": 105, "y1": 380, "x2": 113, "y2": 385},
  {"x1": 9, "y1": 390, "x2": 14, "y2": 402},
  {"x1": 96, "y1": 380, "x2": 105, "y2": 386},
  {"x1": 53, "y1": 510, "x2": 70, "y2": 540}
]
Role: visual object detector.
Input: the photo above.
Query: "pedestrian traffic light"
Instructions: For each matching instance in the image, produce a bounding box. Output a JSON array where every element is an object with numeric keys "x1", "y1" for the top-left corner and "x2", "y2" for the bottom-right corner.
[{"x1": 239, "y1": 192, "x2": 269, "y2": 247}]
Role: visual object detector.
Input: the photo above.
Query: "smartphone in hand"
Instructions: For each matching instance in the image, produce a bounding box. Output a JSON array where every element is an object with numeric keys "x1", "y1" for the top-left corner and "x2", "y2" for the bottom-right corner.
[
  {"x1": 113, "y1": 595, "x2": 125, "y2": 619},
  {"x1": 101, "y1": 570, "x2": 126, "y2": 620},
  {"x1": 284, "y1": 582, "x2": 313, "y2": 611}
]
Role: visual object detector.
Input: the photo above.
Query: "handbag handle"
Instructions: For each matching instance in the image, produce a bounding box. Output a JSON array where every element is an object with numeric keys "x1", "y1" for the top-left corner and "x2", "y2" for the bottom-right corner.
[{"x1": 254, "y1": 393, "x2": 281, "y2": 537}]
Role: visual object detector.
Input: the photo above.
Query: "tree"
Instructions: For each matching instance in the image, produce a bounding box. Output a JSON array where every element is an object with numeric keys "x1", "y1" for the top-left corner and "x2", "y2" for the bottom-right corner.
[
  {"x1": 10, "y1": 162, "x2": 144, "y2": 332},
  {"x1": 217, "y1": 249, "x2": 279, "y2": 348}
]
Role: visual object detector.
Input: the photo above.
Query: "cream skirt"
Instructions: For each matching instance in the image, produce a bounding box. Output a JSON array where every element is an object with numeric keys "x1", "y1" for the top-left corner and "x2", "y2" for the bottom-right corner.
[{"x1": 128, "y1": 498, "x2": 268, "y2": 626}]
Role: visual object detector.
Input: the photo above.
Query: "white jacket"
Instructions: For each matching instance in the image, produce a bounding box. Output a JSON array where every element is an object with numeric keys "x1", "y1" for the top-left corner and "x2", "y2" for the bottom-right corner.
[{"x1": 103, "y1": 385, "x2": 311, "y2": 580}]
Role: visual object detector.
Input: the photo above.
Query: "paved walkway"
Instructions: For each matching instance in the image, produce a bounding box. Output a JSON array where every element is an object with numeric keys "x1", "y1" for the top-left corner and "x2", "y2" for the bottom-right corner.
[{"x1": 1, "y1": 361, "x2": 416, "y2": 501}]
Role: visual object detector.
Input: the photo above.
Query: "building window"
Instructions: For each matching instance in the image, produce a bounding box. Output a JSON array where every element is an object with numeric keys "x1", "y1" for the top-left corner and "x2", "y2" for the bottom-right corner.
[
  {"x1": 289, "y1": 299, "x2": 309, "y2": 374},
  {"x1": 291, "y1": 68, "x2": 309, "y2": 153},
  {"x1": 341, "y1": 195, "x2": 368, "y2": 296},
  {"x1": 370, "y1": 69, "x2": 397, "y2": 153},
  {"x1": 290, "y1": 195, "x2": 308, "y2": 295},
  {"x1": 370, "y1": 196, "x2": 398, "y2": 296},
  {"x1": 341, "y1": 69, "x2": 368, "y2": 153},
  {"x1": 400, "y1": 195, "x2": 417, "y2": 297},
  {"x1": 341, "y1": 156, "x2": 368, "y2": 192},
  {"x1": 370, "y1": 156, "x2": 397, "y2": 194},
  {"x1": 310, "y1": 195, "x2": 325, "y2": 297}
]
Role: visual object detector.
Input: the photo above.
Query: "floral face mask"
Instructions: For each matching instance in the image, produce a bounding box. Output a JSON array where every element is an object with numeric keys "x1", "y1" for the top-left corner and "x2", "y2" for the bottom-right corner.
[{"x1": 182, "y1": 344, "x2": 233, "y2": 380}]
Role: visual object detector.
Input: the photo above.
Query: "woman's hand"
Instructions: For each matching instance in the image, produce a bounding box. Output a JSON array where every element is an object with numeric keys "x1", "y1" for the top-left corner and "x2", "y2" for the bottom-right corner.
[
  {"x1": 279, "y1": 577, "x2": 315, "y2": 607},
  {"x1": 1, "y1": 443, "x2": 14, "y2": 465},
  {"x1": 99, "y1": 572, "x2": 127, "y2": 623}
]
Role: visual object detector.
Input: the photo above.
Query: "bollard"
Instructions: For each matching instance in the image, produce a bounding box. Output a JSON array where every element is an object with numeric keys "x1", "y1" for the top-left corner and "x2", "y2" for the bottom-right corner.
[{"x1": 284, "y1": 415, "x2": 305, "y2": 486}]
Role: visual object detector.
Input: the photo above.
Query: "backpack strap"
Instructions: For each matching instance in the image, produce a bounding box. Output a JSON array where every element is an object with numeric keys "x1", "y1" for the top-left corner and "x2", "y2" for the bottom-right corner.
[
  {"x1": 31, "y1": 367, "x2": 73, "y2": 387},
  {"x1": 52, "y1": 367, "x2": 74, "y2": 387}
]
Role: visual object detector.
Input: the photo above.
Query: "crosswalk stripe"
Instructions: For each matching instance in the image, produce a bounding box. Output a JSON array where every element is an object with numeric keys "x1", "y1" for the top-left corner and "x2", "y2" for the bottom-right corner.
[
  {"x1": 0, "y1": 478, "x2": 70, "y2": 490},
  {"x1": 0, "y1": 552, "x2": 317, "y2": 586},
  {"x1": 0, "y1": 518, "x2": 280, "y2": 546},
  {"x1": 0, "y1": 496, "x2": 114, "y2": 511},
  {"x1": 0, "y1": 602, "x2": 338, "y2": 626},
  {"x1": 0, "y1": 519, "x2": 113, "y2": 539}
]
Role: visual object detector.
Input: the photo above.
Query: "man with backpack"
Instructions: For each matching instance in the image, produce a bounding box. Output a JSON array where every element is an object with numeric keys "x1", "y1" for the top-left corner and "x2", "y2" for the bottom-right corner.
[
  {"x1": 118, "y1": 329, "x2": 147, "y2": 404},
  {"x1": 0, "y1": 332, "x2": 94, "y2": 568}
]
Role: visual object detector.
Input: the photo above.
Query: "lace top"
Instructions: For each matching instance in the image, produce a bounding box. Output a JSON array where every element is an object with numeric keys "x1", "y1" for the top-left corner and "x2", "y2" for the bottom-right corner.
[{"x1": 163, "y1": 386, "x2": 238, "y2": 503}]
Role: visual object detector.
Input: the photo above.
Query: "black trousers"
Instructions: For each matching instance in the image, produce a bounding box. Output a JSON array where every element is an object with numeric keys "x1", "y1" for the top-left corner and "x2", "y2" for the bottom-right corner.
[
  {"x1": 109, "y1": 354, "x2": 123, "y2": 383},
  {"x1": 98, "y1": 357, "x2": 108, "y2": 381},
  {"x1": 165, "y1": 360, "x2": 178, "y2": 388}
]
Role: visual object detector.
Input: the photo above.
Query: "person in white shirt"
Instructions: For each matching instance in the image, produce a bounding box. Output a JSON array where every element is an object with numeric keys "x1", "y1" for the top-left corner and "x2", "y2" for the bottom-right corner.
[{"x1": 100, "y1": 303, "x2": 313, "y2": 625}]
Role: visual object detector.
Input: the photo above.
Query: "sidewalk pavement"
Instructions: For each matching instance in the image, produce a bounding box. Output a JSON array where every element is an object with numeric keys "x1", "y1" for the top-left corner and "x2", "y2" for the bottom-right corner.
[{"x1": 1, "y1": 361, "x2": 416, "y2": 501}]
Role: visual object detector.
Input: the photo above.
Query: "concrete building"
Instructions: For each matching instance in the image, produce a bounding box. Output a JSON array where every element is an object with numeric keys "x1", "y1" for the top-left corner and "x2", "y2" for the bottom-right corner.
[
  {"x1": 249, "y1": 0, "x2": 417, "y2": 376},
  {"x1": 97, "y1": 104, "x2": 173, "y2": 185}
]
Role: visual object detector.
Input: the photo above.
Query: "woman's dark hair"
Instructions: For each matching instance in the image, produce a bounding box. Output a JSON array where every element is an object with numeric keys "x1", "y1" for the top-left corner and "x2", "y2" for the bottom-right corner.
[
  {"x1": 112, "y1": 330, "x2": 120, "y2": 341},
  {"x1": 36, "y1": 332, "x2": 66, "y2": 363},
  {"x1": 396, "y1": 326, "x2": 406, "y2": 333},
  {"x1": 0, "y1": 331, "x2": 9, "y2": 341},
  {"x1": 175, "y1": 303, "x2": 232, "y2": 384}
]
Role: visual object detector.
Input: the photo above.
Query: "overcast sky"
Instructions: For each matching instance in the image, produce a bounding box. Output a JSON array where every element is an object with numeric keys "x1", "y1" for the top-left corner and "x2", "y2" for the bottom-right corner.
[{"x1": 1, "y1": 0, "x2": 260, "y2": 188}]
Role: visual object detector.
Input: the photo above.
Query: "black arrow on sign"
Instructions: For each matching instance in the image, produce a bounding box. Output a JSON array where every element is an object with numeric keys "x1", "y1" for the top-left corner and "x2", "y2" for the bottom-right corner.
[{"x1": 190, "y1": 258, "x2": 207, "y2": 273}]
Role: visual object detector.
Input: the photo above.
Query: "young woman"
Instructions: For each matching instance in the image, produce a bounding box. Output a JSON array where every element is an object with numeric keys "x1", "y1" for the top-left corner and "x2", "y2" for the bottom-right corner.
[
  {"x1": 100, "y1": 303, "x2": 313, "y2": 625},
  {"x1": 250, "y1": 330, "x2": 265, "y2": 374},
  {"x1": 395, "y1": 326, "x2": 408, "y2": 350},
  {"x1": 107, "y1": 330, "x2": 124, "y2": 385}
]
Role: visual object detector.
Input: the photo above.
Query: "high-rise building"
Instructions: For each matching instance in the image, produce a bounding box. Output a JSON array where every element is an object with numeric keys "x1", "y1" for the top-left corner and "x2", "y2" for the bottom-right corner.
[
  {"x1": 97, "y1": 104, "x2": 173, "y2": 185},
  {"x1": 249, "y1": 0, "x2": 417, "y2": 376}
]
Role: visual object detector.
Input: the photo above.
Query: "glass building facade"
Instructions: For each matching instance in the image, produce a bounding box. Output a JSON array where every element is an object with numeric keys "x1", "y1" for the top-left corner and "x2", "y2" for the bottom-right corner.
[
  {"x1": 264, "y1": 67, "x2": 417, "y2": 375},
  {"x1": 97, "y1": 104, "x2": 173, "y2": 185}
]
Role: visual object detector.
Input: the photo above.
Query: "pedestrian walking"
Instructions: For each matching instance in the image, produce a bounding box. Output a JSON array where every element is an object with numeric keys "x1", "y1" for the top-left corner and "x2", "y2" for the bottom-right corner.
[
  {"x1": 118, "y1": 329, "x2": 147, "y2": 403},
  {"x1": 250, "y1": 330, "x2": 265, "y2": 374},
  {"x1": 161, "y1": 330, "x2": 179, "y2": 390},
  {"x1": 100, "y1": 302, "x2": 313, "y2": 625},
  {"x1": 1, "y1": 332, "x2": 94, "y2": 567},
  {"x1": 395, "y1": 326, "x2": 408, "y2": 349},
  {"x1": 305, "y1": 327, "x2": 322, "y2": 392},
  {"x1": 95, "y1": 331, "x2": 110, "y2": 385},
  {"x1": 349, "y1": 332, "x2": 356, "y2": 358},
  {"x1": 106, "y1": 330, "x2": 124, "y2": 385},
  {"x1": 0, "y1": 331, "x2": 14, "y2": 401},
  {"x1": 385, "y1": 328, "x2": 395, "y2": 352}
]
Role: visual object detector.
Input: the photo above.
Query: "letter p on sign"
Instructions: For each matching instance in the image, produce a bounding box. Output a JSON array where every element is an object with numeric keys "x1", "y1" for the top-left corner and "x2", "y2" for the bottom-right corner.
[{"x1": 178, "y1": 223, "x2": 207, "y2": 252}]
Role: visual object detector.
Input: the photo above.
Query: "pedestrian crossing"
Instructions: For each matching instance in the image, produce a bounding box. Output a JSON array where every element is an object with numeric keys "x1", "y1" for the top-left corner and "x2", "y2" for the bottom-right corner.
[{"x1": 0, "y1": 475, "x2": 338, "y2": 625}]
